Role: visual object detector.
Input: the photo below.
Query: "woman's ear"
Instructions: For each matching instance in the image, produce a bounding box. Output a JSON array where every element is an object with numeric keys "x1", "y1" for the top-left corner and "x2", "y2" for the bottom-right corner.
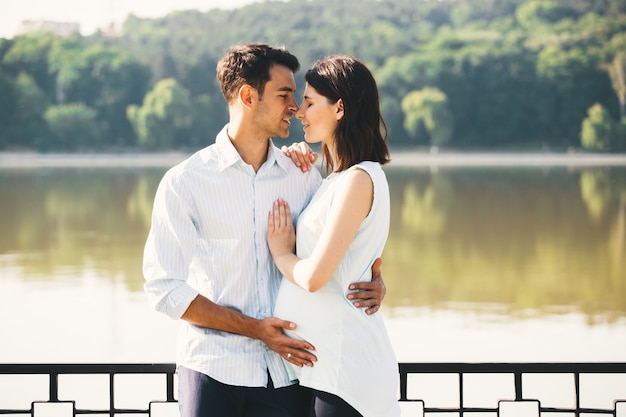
[{"x1": 336, "y1": 98, "x2": 344, "y2": 121}]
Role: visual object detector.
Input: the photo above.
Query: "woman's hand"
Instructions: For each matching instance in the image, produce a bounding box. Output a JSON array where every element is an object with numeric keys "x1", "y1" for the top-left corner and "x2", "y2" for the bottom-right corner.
[
  {"x1": 267, "y1": 198, "x2": 296, "y2": 259},
  {"x1": 281, "y1": 142, "x2": 318, "y2": 172}
]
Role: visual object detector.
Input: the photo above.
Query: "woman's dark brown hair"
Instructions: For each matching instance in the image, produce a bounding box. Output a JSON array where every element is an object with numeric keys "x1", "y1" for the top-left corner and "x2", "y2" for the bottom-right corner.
[{"x1": 304, "y1": 55, "x2": 390, "y2": 172}]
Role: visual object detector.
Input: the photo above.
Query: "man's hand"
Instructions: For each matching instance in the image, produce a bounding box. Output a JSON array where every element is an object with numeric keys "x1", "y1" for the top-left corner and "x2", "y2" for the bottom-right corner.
[
  {"x1": 257, "y1": 317, "x2": 317, "y2": 368},
  {"x1": 281, "y1": 142, "x2": 318, "y2": 172},
  {"x1": 346, "y1": 258, "x2": 386, "y2": 315}
]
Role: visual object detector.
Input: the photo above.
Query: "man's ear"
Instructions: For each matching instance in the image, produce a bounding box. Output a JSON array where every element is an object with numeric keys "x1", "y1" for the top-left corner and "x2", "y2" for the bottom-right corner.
[
  {"x1": 238, "y1": 84, "x2": 256, "y2": 108},
  {"x1": 336, "y1": 98, "x2": 344, "y2": 121}
]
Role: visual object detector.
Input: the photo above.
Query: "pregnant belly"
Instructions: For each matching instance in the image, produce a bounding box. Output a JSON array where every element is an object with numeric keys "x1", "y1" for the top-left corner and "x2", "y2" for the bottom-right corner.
[{"x1": 274, "y1": 280, "x2": 341, "y2": 343}]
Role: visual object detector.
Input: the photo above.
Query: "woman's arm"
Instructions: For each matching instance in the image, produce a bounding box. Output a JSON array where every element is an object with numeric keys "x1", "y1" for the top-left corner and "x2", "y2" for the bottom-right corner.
[{"x1": 267, "y1": 168, "x2": 373, "y2": 292}]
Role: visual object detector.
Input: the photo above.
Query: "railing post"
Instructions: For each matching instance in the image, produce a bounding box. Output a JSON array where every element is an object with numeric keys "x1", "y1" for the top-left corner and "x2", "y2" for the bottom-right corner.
[
  {"x1": 514, "y1": 371, "x2": 522, "y2": 401},
  {"x1": 167, "y1": 371, "x2": 176, "y2": 402},
  {"x1": 574, "y1": 372, "x2": 581, "y2": 417},
  {"x1": 459, "y1": 372, "x2": 464, "y2": 416},
  {"x1": 109, "y1": 372, "x2": 115, "y2": 417},
  {"x1": 49, "y1": 373, "x2": 59, "y2": 401}
]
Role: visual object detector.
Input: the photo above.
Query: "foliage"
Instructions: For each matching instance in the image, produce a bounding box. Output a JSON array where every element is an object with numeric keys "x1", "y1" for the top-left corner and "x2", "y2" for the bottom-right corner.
[
  {"x1": 0, "y1": 70, "x2": 18, "y2": 148},
  {"x1": 127, "y1": 78, "x2": 193, "y2": 149},
  {"x1": 606, "y1": 52, "x2": 626, "y2": 119},
  {"x1": 13, "y1": 71, "x2": 49, "y2": 147},
  {"x1": 1, "y1": 0, "x2": 626, "y2": 151},
  {"x1": 515, "y1": 0, "x2": 580, "y2": 28},
  {"x1": 580, "y1": 103, "x2": 613, "y2": 150},
  {"x1": 44, "y1": 103, "x2": 104, "y2": 150},
  {"x1": 402, "y1": 88, "x2": 453, "y2": 146}
]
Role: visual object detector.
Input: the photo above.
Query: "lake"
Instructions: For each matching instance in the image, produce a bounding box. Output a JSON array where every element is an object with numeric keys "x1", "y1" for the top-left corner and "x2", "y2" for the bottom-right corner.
[{"x1": 1, "y1": 151, "x2": 625, "y2": 366}]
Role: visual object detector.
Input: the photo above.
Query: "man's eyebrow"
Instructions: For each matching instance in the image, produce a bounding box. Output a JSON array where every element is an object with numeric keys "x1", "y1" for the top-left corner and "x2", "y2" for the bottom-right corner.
[{"x1": 277, "y1": 86, "x2": 295, "y2": 93}]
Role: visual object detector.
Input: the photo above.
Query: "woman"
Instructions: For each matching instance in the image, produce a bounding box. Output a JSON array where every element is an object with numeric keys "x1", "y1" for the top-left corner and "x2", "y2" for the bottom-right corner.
[{"x1": 267, "y1": 55, "x2": 400, "y2": 417}]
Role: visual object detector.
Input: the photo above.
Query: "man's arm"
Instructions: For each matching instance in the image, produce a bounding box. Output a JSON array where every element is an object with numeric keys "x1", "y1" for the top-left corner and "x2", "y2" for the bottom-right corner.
[
  {"x1": 347, "y1": 258, "x2": 386, "y2": 315},
  {"x1": 181, "y1": 294, "x2": 317, "y2": 368},
  {"x1": 145, "y1": 174, "x2": 317, "y2": 368}
]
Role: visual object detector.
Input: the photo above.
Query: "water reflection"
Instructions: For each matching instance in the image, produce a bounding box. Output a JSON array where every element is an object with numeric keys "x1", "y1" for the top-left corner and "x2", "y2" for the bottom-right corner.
[
  {"x1": 0, "y1": 168, "x2": 165, "y2": 292},
  {"x1": 385, "y1": 166, "x2": 626, "y2": 323},
  {"x1": 1, "y1": 164, "x2": 625, "y2": 322}
]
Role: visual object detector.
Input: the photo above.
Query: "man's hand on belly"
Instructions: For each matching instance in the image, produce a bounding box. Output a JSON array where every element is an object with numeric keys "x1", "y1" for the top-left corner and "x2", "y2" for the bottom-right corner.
[{"x1": 256, "y1": 317, "x2": 318, "y2": 368}]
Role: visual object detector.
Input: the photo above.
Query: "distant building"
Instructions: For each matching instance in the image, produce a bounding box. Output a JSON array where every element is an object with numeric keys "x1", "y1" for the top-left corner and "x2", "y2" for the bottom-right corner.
[{"x1": 16, "y1": 20, "x2": 80, "y2": 37}]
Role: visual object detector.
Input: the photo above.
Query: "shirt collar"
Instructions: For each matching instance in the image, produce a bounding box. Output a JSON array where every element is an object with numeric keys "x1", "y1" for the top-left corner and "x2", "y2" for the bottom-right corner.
[
  {"x1": 214, "y1": 124, "x2": 289, "y2": 173},
  {"x1": 215, "y1": 125, "x2": 242, "y2": 171}
]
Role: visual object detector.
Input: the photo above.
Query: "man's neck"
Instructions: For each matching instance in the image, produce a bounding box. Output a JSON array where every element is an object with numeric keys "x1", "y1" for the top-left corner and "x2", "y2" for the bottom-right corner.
[{"x1": 226, "y1": 124, "x2": 270, "y2": 172}]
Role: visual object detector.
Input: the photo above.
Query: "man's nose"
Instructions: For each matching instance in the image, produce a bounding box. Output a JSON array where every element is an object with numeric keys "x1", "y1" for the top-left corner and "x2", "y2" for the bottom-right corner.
[{"x1": 288, "y1": 98, "x2": 299, "y2": 112}]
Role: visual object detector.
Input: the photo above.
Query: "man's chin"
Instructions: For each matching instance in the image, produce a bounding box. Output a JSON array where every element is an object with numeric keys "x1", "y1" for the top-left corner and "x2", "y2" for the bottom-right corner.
[{"x1": 275, "y1": 129, "x2": 290, "y2": 139}]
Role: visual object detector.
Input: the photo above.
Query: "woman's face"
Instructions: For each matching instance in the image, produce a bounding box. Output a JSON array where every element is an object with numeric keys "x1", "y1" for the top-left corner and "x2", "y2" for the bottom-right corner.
[{"x1": 295, "y1": 83, "x2": 343, "y2": 144}]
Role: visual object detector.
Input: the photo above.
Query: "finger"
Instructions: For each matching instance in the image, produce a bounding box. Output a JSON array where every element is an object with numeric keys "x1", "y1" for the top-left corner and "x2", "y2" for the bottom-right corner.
[
  {"x1": 278, "y1": 199, "x2": 290, "y2": 227},
  {"x1": 273, "y1": 200, "x2": 282, "y2": 227},
  {"x1": 365, "y1": 305, "x2": 380, "y2": 315},
  {"x1": 277, "y1": 321, "x2": 316, "y2": 352},
  {"x1": 281, "y1": 145, "x2": 291, "y2": 157},
  {"x1": 283, "y1": 200, "x2": 292, "y2": 223},
  {"x1": 290, "y1": 142, "x2": 312, "y2": 171},
  {"x1": 351, "y1": 297, "x2": 377, "y2": 308},
  {"x1": 272, "y1": 200, "x2": 280, "y2": 228},
  {"x1": 371, "y1": 258, "x2": 383, "y2": 283},
  {"x1": 285, "y1": 350, "x2": 317, "y2": 368},
  {"x1": 297, "y1": 143, "x2": 312, "y2": 170},
  {"x1": 294, "y1": 143, "x2": 309, "y2": 164},
  {"x1": 286, "y1": 143, "x2": 302, "y2": 167},
  {"x1": 348, "y1": 282, "x2": 377, "y2": 292},
  {"x1": 372, "y1": 257, "x2": 382, "y2": 275},
  {"x1": 278, "y1": 199, "x2": 287, "y2": 227}
]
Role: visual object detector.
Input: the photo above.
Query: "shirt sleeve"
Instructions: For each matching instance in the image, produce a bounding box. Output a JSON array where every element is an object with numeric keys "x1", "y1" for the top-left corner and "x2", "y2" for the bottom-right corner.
[{"x1": 143, "y1": 170, "x2": 200, "y2": 320}]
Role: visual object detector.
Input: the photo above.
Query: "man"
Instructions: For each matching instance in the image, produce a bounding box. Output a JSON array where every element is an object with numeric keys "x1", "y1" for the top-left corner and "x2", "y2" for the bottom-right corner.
[{"x1": 143, "y1": 44, "x2": 385, "y2": 417}]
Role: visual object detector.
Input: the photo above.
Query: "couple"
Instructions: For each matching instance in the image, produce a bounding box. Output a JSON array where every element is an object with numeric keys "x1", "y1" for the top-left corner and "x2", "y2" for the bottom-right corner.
[{"x1": 143, "y1": 44, "x2": 400, "y2": 417}]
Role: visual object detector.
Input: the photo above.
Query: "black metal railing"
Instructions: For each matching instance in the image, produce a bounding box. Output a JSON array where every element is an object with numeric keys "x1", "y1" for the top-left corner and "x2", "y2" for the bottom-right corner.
[{"x1": 1, "y1": 362, "x2": 625, "y2": 416}]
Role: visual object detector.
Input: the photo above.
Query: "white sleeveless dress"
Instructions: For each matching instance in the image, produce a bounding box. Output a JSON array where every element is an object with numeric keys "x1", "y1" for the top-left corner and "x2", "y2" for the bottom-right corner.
[{"x1": 273, "y1": 161, "x2": 401, "y2": 417}]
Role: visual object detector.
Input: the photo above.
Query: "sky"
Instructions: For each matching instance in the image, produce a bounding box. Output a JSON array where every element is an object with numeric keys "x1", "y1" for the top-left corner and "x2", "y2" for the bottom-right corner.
[{"x1": 0, "y1": 0, "x2": 263, "y2": 39}]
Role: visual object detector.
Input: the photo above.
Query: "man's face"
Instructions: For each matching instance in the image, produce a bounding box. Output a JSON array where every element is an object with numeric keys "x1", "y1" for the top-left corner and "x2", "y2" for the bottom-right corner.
[{"x1": 253, "y1": 64, "x2": 298, "y2": 139}]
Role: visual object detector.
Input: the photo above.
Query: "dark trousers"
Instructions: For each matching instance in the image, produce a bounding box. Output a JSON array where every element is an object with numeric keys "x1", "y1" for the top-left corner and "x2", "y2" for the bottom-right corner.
[
  {"x1": 177, "y1": 366, "x2": 312, "y2": 417},
  {"x1": 308, "y1": 389, "x2": 363, "y2": 417}
]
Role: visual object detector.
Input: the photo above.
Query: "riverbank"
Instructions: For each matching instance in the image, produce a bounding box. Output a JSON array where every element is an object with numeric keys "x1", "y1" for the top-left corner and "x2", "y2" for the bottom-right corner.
[{"x1": 1, "y1": 150, "x2": 626, "y2": 168}]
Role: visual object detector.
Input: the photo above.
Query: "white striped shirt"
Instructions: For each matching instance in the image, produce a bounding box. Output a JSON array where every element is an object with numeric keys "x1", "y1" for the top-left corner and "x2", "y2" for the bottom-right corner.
[{"x1": 143, "y1": 125, "x2": 322, "y2": 388}]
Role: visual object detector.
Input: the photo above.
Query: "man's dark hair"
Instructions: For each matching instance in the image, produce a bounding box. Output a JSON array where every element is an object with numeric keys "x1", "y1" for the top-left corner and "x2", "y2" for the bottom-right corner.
[{"x1": 216, "y1": 43, "x2": 300, "y2": 103}]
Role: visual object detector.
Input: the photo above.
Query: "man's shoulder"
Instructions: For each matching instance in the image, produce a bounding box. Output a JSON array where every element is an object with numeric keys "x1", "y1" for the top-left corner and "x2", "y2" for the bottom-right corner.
[
  {"x1": 271, "y1": 144, "x2": 322, "y2": 179},
  {"x1": 164, "y1": 145, "x2": 218, "y2": 179}
]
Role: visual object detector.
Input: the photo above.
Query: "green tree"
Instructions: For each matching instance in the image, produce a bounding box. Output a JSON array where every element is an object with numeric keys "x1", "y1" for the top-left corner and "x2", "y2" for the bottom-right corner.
[
  {"x1": 0, "y1": 70, "x2": 18, "y2": 148},
  {"x1": 1, "y1": 33, "x2": 59, "y2": 102},
  {"x1": 401, "y1": 88, "x2": 453, "y2": 147},
  {"x1": 516, "y1": 0, "x2": 580, "y2": 28},
  {"x1": 44, "y1": 103, "x2": 104, "y2": 150},
  {"x1": 48, "y1": 43, "x2": 150, "y2": 146},
  {"x1": 127, "y1": 78, "x2": 193, "y2": 149},
  {"x1": 581, "y1": 103, "x2": 613, "y2": 151},
  {"x1": 13, "y1": 72, "x2": 49, "y2": 148},
  {"x1": 607, "y1": 51, "x2": 626, "y2": 121}
]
